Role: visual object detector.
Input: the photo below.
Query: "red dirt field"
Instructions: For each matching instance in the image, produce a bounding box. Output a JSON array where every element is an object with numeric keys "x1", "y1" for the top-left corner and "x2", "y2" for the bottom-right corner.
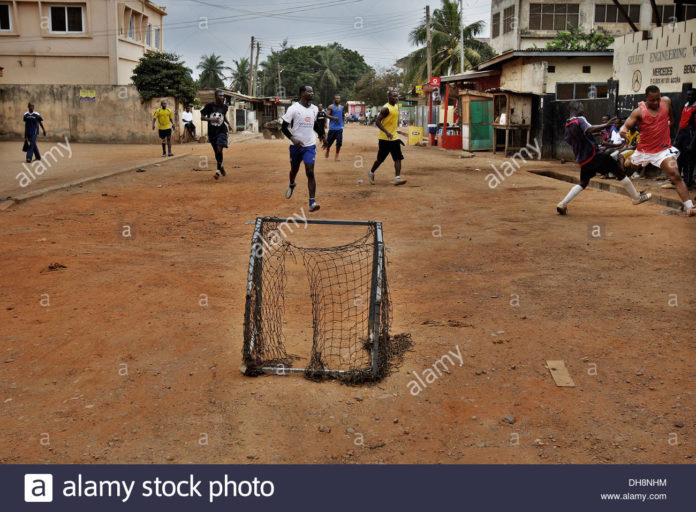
[{"x1": 1, "y1": 125, "x2": 694, "y2": 464}]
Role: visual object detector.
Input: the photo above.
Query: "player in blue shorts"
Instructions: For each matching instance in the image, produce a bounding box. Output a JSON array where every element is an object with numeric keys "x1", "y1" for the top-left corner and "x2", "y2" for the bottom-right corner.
[{"x1": 281, "y1": 85, "x2": 326, "y2": 212}]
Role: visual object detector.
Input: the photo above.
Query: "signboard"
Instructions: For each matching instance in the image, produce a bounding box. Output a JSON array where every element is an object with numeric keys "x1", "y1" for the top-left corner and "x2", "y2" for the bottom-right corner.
[
  {"x1": 612, "y1": 20, "x2": 696, "y2": 95},
  {"x1": 429, "y1": 76, "x2": 441, "y2": 86},
  {"x1": 79, "y1": 89, "x2": 96, "y2": 101},
  {"x1": 415, "y1": 85, "x2": 423, "y2": 94}
]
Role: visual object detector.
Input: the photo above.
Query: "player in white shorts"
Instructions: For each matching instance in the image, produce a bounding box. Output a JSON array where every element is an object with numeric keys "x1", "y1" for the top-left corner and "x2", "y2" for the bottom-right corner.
[{"x1": 620, "y1": 85, "x2": 694, "y2": 216}]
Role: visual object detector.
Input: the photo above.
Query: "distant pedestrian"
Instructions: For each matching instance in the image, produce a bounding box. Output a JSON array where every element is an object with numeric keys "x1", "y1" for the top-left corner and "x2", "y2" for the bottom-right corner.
[
  {"x1": 152, "y1": 99, "x2": 174, "y2": 157},
  {"x1": 325, "y1": 95, "x2": 344, "y2": 161},
  {"x1": 182, "y1": 105, "x2": 196, "y2": 140},
  {"x1": 23, "y1": 102, "x2": 46, "y2": 163}
]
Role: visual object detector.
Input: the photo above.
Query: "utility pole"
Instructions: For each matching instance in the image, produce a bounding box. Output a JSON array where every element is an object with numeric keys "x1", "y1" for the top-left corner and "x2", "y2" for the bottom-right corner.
[
  {"x1": 248, "y1": 35, "x2": 254, "y2": 96},
  {"x1": 277, "y1": 61, "x2": 282, "y2": 97},
  {"x1": 254, "y1": 40, "x2": 260, "y2": 97},
  {"x1": 459, "y1": 0, "x2": 465, "y2": 73},
  {"x1": 426, "y1": 5, "x2": 434, "y2": 146},
  {"x1": 425, "y1": 6, "x2": 432, "y2": 79}
]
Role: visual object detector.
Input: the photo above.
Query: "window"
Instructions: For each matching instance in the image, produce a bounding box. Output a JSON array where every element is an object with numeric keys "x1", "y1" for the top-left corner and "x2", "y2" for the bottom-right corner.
[
  {"x1": 547, "y1": 65, "x2": 555, "y2": 73},
  {"x1": 595, "y1": 4, "x2": 641, "y2": 24},
  {"x1": 50, "y1": 5, "x2": 84, "y2": 33},
  {"x1": 582, "y1": 65, "x2": 591, "y2": 73},
  {"x1": 556, "y1": 83, "x2": 608, "y2": 100},
  {"x1": 0, "y1": 4, "x2": 11, "y2": 31},
  {"x1": 529, "y1": 4, "x2": 579, "y2": 31},
  {"x1": 146, "y1": 23, "x2": 152, "y2": 46},
  {"x1": 128, "y1": 13, "x2": 134, "y2": 38},
  {"x1": 491, "y1": 12, "x2": 500, "y2": 38},
  {"x1": 154, "y1": 26, "x2": 160, "y2": 49},
  {"x1": 503, "y1": 6, "x2": 515, "y2": 33}
]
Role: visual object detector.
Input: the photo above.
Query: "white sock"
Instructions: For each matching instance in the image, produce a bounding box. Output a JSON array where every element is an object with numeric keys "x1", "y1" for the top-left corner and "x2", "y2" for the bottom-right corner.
[
  {"x1": 685, "y1": 199, "x2": 694, "y2": 209},
  {"x1": 619, "y1": 177, "x2": 640, "y2": 201},
  {"x1": 560, "y1": 185, "x2": 583, "y2": 206}
]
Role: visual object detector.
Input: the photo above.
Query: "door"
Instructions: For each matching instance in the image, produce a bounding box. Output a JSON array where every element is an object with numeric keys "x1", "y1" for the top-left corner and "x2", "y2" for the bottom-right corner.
[{"x1": 470, "y1": 99, "x2": 493, "y2": 150}]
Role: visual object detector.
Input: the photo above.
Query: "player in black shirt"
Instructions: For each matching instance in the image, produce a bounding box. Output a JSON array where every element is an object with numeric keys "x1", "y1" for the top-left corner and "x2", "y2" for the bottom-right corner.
[{"x1": 201, "y1": 90, "x2": 232, "y2": 180}]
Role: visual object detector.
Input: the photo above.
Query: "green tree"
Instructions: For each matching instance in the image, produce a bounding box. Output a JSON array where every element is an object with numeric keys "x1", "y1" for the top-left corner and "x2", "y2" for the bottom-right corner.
[
  {"x1": 353, "y1": 69, "x2": 403, "y2": 107},
  {"x1": 256, "y1": 42, "x2": 372, "y2": 103},
  {"x1": 229, "y1": 57, "x2": 250, "y2": 93},
  {"x1": 544, "y1": 25, "x2": 614, "y2": 50},
  {"x1": 402, "y1": 0, "x2": 495, "y2": 88},
  {"x1": 311, "y1": 48, "x2": 343, "y2": 105},
  {"x1": 197, "y1": 53, "x2": 229, "y2": 89},
  {"x1": 131, "y1": 51, "x2": 197, "y2": 104}
]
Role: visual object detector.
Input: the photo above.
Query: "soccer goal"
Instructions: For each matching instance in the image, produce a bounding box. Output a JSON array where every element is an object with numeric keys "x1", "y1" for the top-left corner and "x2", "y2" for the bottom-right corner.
[{"x1": 241, "y1": 217, "x2": 410, "y2": 383}]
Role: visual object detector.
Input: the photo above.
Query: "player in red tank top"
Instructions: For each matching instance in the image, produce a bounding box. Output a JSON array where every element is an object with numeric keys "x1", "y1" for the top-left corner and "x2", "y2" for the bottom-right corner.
[{"x1": 620, "y1": 85, "x2": 694, "y2": 217}]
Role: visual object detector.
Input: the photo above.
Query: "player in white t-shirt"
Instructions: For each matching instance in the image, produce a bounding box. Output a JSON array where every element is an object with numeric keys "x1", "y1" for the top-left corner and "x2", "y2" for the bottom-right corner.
[
  {"x1": 281, "y1": 85, "x2": 326, "y2": 212},
  {"x1": 181, "y1": 105, "x2": 195, "y2": 140}
]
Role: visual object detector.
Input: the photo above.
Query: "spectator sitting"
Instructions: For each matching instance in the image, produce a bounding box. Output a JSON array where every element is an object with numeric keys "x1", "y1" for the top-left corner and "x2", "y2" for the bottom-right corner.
[{"x1": 182, "y1": 105, "x2": 196, "y2": 140}]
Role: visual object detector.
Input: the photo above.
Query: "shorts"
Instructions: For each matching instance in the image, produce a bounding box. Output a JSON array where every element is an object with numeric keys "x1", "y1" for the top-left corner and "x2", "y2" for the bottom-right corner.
[
  {"x1": 209, "y1": 130, "x2": 229, "y2": 148},
  {"x1": 290, "y1": 144, "x2": 316, "y2": 166},
  {"x1": 158, "y1": 128, "x2": 172, "y2": 139},
  {"x1": 326, "y1": 129, "x2": 343, "y2": 148},
  {"x1": 630, "y1": 147, "x2": 679, "y2": 168},
  {"x1": 376, "y1": 139, "x2": 404, "y2": 163},
  {"x1": 580, "y1": 151, "x2": 618, "y2": 183},
  {"x1": 610, "y1": 149, "x2": 635, "y2": 161}
]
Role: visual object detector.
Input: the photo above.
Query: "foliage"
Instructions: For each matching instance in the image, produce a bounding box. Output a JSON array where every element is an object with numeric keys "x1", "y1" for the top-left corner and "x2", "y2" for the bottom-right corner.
[
  {"x1": 229, "y1": 57, "x2": 251, "y2": 93},
  {"x1": 352, "y1": 69, "x2": 404, "y2": 107},
  {"x1": 544, "y1": 25, "x2": 614, "y2": 51},
  {"x1": 256, "y1": 42, "x2": 372, "y2": 105},
  {"x1": 197, "y1": 53, "x2": 229, "y2": 89},
  {"x1": 131, "y1": 52, "x2": 197, "y2": 104},
  {"x1": 402, "y1": 0, "x2": 496, "y2": 88}
]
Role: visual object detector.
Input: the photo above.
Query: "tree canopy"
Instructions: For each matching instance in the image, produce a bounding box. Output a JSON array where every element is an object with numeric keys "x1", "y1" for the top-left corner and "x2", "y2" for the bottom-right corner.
[
  {"x1": 352, "y1": 69, "x2": 404, "y2": 107},
  {"x1": 131, "y1": 52, "x2": 197, "y2": 104},
  {"x1": 197, "y1": 53, "x2": 229, "y2": 89},
  {"x1": 402, "y1": 0, "x2": 496, "y2": 88},
  {"x1": 543, "y1": 26, "x2": 614, "y2": 51},
  {"x1": 256, "y1": 42, "x2": 372, "y2": 105}
]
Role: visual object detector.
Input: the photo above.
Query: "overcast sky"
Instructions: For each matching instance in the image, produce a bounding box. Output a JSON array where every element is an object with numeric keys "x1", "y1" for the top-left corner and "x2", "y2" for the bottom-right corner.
[{"x1": 162, "y1": 0, "x2": 492, "y2": 79}]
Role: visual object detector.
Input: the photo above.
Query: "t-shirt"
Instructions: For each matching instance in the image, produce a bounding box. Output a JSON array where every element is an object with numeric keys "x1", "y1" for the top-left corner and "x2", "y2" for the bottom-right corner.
[
  {"x1": 201, "y1": 102, "x2": 229, "y2": 135},
  {"x1": 328, "y1": 104, "x2": 344, "y2": 130},
  {"x1": 281, "y1": 102, "x2": 318, "y2": 147},
  {"x1": 153, "y1": 108, "x2": 173, "y2": 130},
  {"x1": 24, "y1": 111, "x2": 43, "y2": 136},
  {"x1": 564, "y1": 116, "x2": 597, "y2": 166},
  {"x1": 609, "y1": 129, "x2": 624, "y2": 145},
  {"x1": 182, "y1": 111, "x2": 193, "y2": 123},
  {"x1": 679, "y1": 102, "x2": 696, "y2": 130}
]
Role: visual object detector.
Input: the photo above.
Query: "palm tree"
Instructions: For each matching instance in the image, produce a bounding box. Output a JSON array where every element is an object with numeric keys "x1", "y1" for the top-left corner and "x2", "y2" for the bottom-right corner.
[
  {"x1": 229, "y1": 57, "x2": 250, "y2": 93},
  {"x1": 311, "y1": 48, "x2": 343, "y2": 106},
  {"x1": 403, "y1": 0, "x2": 495, "y2": 87},
  {"x1": 197, "y1": 53, "x2": 229, "y2": 89}
]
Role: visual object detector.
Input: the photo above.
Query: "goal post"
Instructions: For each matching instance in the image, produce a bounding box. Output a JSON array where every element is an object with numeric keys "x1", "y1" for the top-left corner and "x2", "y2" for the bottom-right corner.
[{"x1": 242, "y1": 217, "x2": 409, "y2": 383}]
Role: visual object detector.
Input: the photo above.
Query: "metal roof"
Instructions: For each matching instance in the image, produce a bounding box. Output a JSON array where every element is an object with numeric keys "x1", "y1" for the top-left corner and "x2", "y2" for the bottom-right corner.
[
  {"x1": 477, "y1": 50, "x2": 613, "y2": 70},
  {"x1": 440, "y1": 69, "x2": 501, "y2": 83}
]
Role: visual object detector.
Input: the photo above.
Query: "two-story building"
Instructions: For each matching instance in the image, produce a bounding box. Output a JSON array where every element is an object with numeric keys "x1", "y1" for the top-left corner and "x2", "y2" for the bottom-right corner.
[
  {"x1": 0, "y1": 0, "x2": 167, "y2": 85},
  {"x1": 490, "y1": 0, "x2": 696, "y2": 54}
]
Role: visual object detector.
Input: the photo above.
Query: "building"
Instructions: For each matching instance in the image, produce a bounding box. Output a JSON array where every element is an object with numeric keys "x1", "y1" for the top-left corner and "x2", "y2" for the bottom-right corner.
[
  {"x1": 0, "y1": 0, "x2": 167, "y2": 85},
  {"x1": 476, "y1": 50, "x2": 614, "y2": 99},
  {"x1": 489, "y1": 0, "x2": 696, "y2": 54}
]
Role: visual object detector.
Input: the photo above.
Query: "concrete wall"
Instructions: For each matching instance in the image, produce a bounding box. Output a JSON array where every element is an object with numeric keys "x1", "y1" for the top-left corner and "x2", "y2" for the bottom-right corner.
[
  {"x1": 500, "y1": 56, "x2": 613, "y2": 95},
  {"x1": 490, "y1": 0, "x2": 520, "y2": 54},
  {"x1": 491, "y1": 0, "x2": 684, "y2": 52},
  {"x1": 612, "y1": 18, "x2": 696, "y2": 95},
  {"x1": 0, "y1": 84, "x2": 179, "y2": 143},
  {"x1": 0, "y1": 0, "x2": 165, "y2": 85}
]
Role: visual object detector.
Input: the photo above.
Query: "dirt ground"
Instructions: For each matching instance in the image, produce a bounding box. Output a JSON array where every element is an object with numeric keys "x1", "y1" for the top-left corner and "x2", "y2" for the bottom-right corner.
[{"x1": 1, "y1": 124, "x2": 694, "y2": 464}]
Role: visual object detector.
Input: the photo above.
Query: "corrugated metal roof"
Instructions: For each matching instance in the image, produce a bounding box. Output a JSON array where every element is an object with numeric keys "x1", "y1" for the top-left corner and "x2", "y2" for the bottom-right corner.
[{"x1": 477, "y1": 50, "x2": 613, "y2": 70}]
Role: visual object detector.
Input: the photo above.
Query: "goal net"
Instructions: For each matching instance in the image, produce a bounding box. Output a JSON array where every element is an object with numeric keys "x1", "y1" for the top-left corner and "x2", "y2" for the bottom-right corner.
[{"x1": 242, "y1": 217, "x2": 411, "y2": 383}]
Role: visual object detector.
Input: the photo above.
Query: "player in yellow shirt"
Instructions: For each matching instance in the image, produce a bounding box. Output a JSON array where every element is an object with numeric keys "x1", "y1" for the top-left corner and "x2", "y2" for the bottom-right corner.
[
  {"x1": 368, "y1": 90, "x2": 407, "y2": 186},
  {"x1": 152, "y1": 99, "x2": 175, "y2": 157}
]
